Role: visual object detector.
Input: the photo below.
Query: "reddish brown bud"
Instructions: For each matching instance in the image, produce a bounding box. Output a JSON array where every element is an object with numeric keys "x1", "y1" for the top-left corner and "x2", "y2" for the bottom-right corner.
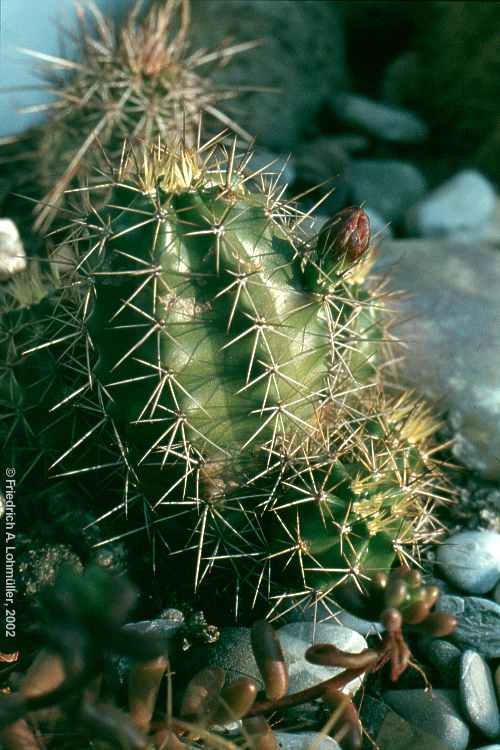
[
  {"x1": 305, "y1": 644, "x2": 379, "y2": 671},
  {"x1": 388, "y1": 565, "x2": 412, "y2": 582},
  {"x1": 250, "y1": 621, "x2": 288, "y2": 701},
  {"x1": 179, "y1": 667, "x2": 225, "y2": 722},
  {"x1": 401, "y1": 600, "x2": 431, "y2": 625},
  {"x1": 242, "y1": 717, "x2": 278, "y2": 750},
  {"x1": 423, "y1": 585, "x2": 440, "y2": 607},
  {"x1": 384, "y1": 580, "x2": 407, "y2": 609},
  {"x1": 316, "y1": 207, "x2": 370, "y2": 264},
  {"x1": 414, "y1": 613, "x2": 457, "y2": 638},
  {"x1": 212, "y1": 678, "x2": 258, "y2": 723},
  {"x1": 128, "y1": 655, "x2": 169, "y2": 732},
  {"x1": 404, "y1": 570, "x2": 423, "y2": 588}
]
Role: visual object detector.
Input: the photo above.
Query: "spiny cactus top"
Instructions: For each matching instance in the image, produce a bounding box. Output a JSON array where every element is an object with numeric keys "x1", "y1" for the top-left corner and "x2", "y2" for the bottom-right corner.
[
  {"x1": 28, "y1": 0, "x2": 256, "y2": 231},
  {"x1": 3, "y1": 134, "x2": 449, "y2": 617}
]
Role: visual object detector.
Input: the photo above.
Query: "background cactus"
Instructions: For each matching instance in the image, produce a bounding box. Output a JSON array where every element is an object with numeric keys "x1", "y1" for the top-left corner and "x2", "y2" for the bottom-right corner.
[
  {"x1": 22, "y1": 0, "x2": 256, "y2": 232},
  {"x1": 3, "y1": 134, "x2": 450, "y2": 621}
]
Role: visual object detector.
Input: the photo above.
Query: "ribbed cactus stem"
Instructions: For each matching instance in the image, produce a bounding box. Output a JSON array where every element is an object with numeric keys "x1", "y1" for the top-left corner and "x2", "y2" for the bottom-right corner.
[{"x1": 2, "y1": 136, "x2": 449, "y2": 614}]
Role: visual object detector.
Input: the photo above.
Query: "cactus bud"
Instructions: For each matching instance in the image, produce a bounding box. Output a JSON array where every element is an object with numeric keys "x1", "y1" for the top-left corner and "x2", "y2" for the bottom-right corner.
[
  {"x1": 213, "y1": 678, "x2": 258, "y2": 723},
  {"x1": 414, "y1": 613, "x2": 457, "y2": 638},
  {"x1": 316, "y1": 207, "x2": 370, "y2": 264},
  {"x1": 385, "y1": 580, "x2": 408, "y2": 609},
  {"x1": 250, "y1": 621, "x2": 288, "y2": 701},
  {"x1": 305, "y1": 644, "x2": 379, "y2": 670}
]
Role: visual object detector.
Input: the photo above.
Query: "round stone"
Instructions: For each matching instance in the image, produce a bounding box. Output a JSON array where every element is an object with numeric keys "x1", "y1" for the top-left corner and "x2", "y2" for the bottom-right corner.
[
  {"x1": 382, "y1": 689, "x2": 470, "y2": 750},
  {"x1": 348, "y1": 159, "x2": 427, "y2": 223},
  {"x1": 273, "y1": 732, "x2": 340, "y2": 750},
  {"x1": 0, "y1": 219, "x2": 26, "y2": 280},
  {"x1": 436, "y1": 595, "x2": 500, "y2": 658},
  {"x1": 459, "y1": 650, "x2": 500, "y2": 738},
  {"x1": 187, "y1": 627, "x2": 264, "y2": 690},
  {"x1": 277, "y1": 622, "x2": 367, "y2": 696},
  {"x1": 331, "y1": 92, "x2": 429, "y2": 144},
  {"x1": 436, "y1": 531, "x2": 500, "y2": 594},
  {"x1": 405, "y1": 170, "x2": 496, "y2": 239},
  {"x1": 426, "y1": 639, "x2": 461, "y2": 688}
]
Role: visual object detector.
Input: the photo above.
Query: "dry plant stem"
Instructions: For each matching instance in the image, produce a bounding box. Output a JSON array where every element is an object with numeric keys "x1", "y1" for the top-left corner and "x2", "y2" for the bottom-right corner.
[
  {"x1": 128, "y1": 655, "x2": 170, "y2": 732},
  {"x1": 251, "y1": 621, "x2": 288, "y2": 701},
  {"x1": 0, "y1": 719, "x2": 43, "y2": 750},
  {"x1": 1, "y1": 665, "x2": 99, "y2": 725}
]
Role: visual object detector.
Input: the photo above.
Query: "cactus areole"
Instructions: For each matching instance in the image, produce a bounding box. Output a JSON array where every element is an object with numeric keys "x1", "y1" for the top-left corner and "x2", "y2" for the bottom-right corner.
[{"x1": 34, "y1": 137, "x2": 446, "y2": 608}]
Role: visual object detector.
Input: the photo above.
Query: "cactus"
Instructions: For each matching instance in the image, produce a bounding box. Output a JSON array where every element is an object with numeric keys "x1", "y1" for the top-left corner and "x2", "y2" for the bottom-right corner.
[
  {"x1": 25, "y1": 0, "x2": 256, "y2": 231},
  {"x1": 4, "y1": 134, "x2": 450, "y2": 617}
]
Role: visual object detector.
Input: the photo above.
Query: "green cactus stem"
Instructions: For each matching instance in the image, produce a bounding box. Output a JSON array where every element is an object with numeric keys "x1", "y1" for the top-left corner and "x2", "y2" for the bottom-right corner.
[{"x1": 7, "y1": 135, "x2": 450, "y2": 615}]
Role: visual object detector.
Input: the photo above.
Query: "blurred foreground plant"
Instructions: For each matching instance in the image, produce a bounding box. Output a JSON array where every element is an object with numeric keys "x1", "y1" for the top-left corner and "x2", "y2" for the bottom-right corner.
[{"x1": 0, "y1": 565, "x2": 456, "y2": 750}]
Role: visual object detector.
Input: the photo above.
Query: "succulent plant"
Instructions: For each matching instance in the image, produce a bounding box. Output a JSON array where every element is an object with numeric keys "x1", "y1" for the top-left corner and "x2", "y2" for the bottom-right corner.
[
  {"x1": 0, "y1": 565, "x2": 456, "y2": 750},
  {"x1": 3, "y1": 133, "x2": 451, "y2": 617},
  {"x1": 23, "y1": 0, "x2": 257, "y2": 231}
]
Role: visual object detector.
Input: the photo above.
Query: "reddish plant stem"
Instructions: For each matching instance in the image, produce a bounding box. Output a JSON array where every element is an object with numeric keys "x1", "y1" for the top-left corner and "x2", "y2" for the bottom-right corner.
[{"x1": 244, "y1": 664, "x2": 369, "y2": 717}]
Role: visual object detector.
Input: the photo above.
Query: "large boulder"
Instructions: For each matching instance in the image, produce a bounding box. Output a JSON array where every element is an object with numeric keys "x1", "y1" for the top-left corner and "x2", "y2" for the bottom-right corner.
[{"x1": 373, "y1": 238, "x2": 500, "y2": 479}]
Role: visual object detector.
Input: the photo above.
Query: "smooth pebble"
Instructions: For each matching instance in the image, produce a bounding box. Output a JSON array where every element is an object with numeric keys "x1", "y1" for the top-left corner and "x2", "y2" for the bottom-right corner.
[
  {"x1": 436, "y1": 530, "x2": 500, "y2": 594},
  {"x1": 383, "y1": 689, "x2": 470, "y2": 750},
  {"x1": 460, "y1": 650, "x2": 500, "y2": 738}
]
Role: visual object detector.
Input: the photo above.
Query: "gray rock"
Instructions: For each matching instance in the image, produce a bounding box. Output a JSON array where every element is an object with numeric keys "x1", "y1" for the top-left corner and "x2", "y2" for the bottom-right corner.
[
  {"x1": 373, "y1": 238, "x2": 500, "y2": 479},
  {"x1": 328, "y1": 608, "x2": 384, "y2": 636},
  {"x1": 381, "y1": 51, "x2": 421, "y2": 108},
  {"x1": 275, "y1": 592, "x2": 383, "y2": 635},
  {"x1": 273, "y1": 732, "x2": 340, "y2": 750},
  {"x1": 188, "y1": 627, "x2": 264, "y2": 690},
  {"x1": 459, "y1": 650, "x2": 500, "y2": 739},
  {"x1": 375, "y1": 706, "x2": 461, "y2": 750},
  {"x1": 331, "y1": 92, "x2": 429, "y2": 144},
  {"x1": 115, "y1": 616, "x2": 185, "y2": 685},
  {"x1": 277, "y1": 622, "x2": 367, "y2": 695},
  {"x1": 122, "y1": 617, "x2": 184, "y2": 641},
  {"x1": 189, "y1": 1, "x2": 346, "y2": 151},
  {"x1": 324, "y1": 134, "x2": 369, "y2": 154},
  {"x1": 406, "y1": 170, "x2": 496, "y2": 238},
  {"x1": 0, "y1": 219, "x2": 26, "y2": 280},
  {"x1": 426, "y1": 640, "x2": 462, "y2": 688},
  {"x1": 159, "y1": 608, "x2": 185, "y2": 624},
  {"x1": 496, "y1": 665, "x2": 500, "y2": 703},
  {"x1": 349, "y1": 160, "x2": 427, "y2": 223},
  {"x1": 435, "y1": 595, "x2": 500, "y2": 658},
  {"x1": 436, "y1": 531, "x2": 500, "y2": 594},
  {"x1": 474, "y1": 746, "x2": 500, "y2": 749},
  {"x1": 359, "y1": 695, "x2": 390, "y2": 744},
  {"x1": 383, "y1": 689, "x2": 470, "y2": 750}
]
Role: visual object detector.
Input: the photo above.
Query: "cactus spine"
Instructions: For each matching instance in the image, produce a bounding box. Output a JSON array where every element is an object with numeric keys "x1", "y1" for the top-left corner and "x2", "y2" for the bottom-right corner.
[{"x1": 3, "y1": 135, "x2": 449, "y2": 616}]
